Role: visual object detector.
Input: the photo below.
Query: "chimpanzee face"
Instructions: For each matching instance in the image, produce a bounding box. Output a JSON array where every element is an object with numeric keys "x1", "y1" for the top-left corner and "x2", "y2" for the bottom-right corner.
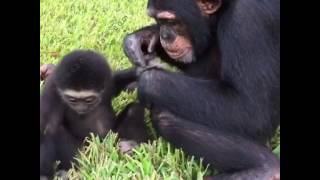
[
  {"x1": 147, "y1": 0, "x2": 222, "y2": 64},
  {"x1": 153, "y1": 11, "x2": 195, "y2": 63}
]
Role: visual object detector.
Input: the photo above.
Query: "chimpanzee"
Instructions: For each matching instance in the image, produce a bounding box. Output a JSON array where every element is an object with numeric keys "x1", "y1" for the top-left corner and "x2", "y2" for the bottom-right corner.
[
  {"x1": 40, "y1": 50, "x2": 149, "y2": 179},
  {"x1": 123, "y1": 0, "x2": 280, "y2": 179}
]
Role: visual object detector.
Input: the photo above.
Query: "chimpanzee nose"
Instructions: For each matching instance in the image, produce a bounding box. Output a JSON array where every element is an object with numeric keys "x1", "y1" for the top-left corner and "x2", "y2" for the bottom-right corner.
[
  {"x1": 160, "y1": 27, "x2": 176, "y2": 43},
  {"x1": 160, "y1": 31, "x2": 170, "y2": 40}
]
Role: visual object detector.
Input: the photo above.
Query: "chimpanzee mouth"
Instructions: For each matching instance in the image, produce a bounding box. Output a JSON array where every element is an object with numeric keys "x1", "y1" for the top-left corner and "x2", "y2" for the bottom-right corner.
[
  {"x1": 160, "y1": 36, "x2": 193, "y2": 60},
  {"x1": 165, "y1": 47, "x2": 192, "y2": 59}
]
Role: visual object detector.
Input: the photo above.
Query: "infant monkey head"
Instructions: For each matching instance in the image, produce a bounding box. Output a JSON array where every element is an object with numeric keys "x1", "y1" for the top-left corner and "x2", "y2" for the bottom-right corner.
[{"x1": 54, "y1": 50, "x2": 112, "y2": 114}]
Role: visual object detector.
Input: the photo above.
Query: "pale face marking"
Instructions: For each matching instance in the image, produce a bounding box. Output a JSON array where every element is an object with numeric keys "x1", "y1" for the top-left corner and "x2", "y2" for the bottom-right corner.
[
  {"x1": 58, "y1": 89, "x2": 103, "y2": 114},
  {"x1": 62, "y1": 89, "x2": 98, "y2": 99}
]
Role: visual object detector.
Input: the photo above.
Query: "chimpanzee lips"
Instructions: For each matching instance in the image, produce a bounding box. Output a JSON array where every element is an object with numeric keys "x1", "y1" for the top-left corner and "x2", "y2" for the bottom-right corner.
[
  {"x1": 160, "y1": 37, "x2": 192, "y2": 59},
  {"x1": 165, "y1": 47, "x2": 192, "y2": 59}
]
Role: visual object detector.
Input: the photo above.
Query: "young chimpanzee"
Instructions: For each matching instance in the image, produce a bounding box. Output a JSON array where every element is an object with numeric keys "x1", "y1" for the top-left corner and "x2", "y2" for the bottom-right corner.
[
  {"x1": 40, "y1": 50, "x2": 149, "y2": 179},
  {"x1": 123, "y1": 0, "x2": 280, "y2": 179}
]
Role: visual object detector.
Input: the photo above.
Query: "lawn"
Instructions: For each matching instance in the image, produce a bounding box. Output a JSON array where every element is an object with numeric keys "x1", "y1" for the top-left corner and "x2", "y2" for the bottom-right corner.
[{"x1": 40, "y1": 0, "x2": 280, "y2": 179}]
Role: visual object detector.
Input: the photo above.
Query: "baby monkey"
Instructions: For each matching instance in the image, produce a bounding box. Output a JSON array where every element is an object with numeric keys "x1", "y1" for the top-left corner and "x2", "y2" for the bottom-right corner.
[{"x1": 40, "y1": 50, "x2": 149, "y2": 179}]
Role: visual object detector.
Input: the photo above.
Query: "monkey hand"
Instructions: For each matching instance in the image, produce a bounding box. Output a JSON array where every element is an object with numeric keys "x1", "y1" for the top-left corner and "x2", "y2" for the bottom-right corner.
[
  {"x1": 40, "y1": 64, "x2": 55, "y2": 82},
  {"x1": 123, "y1": 26, "x2": 160, "y2": 67},
  {"x1": 118, "y1": 139, "x2": 139, "y2": 155},
  {"x1": 54, "y1": 170, "x2": 68, "y2": 180}
]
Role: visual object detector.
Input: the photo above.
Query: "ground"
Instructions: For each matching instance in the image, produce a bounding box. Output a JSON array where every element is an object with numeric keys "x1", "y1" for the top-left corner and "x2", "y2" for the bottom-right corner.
[{"x1": 40, "y1": 0, "x2": 280, "y2": 179}]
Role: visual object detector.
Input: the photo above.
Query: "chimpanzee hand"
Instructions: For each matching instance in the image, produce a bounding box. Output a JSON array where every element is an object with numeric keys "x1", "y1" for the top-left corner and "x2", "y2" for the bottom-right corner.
[
  {"x1": 123, "y1": 26, "x2": 160, "y2": 67},
  {"x1": 40, "y1": 64, "x2": 55, "y2": 82},
  {"x1": 135, "y1": 61, "x2": 168, "y2": 77}
]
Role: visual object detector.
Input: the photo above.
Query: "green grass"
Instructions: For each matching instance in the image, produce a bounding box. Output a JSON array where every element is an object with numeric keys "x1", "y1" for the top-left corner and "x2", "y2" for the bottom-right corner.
[
  {"x1": 55, "y1": 132, "x2": 213, "y2": 180},
  {"x1": 41, "y1": 0, "x2": 280, "y2": 179},
  {"x1": 40, "y1": 0, "x2": 153, "y2": 70}
]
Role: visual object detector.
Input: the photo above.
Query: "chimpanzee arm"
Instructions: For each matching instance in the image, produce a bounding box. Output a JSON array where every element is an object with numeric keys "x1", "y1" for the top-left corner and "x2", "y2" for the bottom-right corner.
[
  {"x1": 139, "y1": 69, "x2": 224, "y2": 122},
  {"x1": 137, "y1": 69, "x2": 268, "y2": 140}
]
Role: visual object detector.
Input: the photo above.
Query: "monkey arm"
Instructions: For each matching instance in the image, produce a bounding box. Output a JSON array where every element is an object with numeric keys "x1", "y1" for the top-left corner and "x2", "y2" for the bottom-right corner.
[
  {"x1": 112, "y1": 67, "x2": 140, "y2": 97},
  {"x1": 112, "y1": 63, "x2": 170, "y2": 97},
  {"x1": 40, "y1": 64, "x2": 56, "y2": 82},
  {"x1": 40, "y1": 78, "x2": 64, "y2": 138}
]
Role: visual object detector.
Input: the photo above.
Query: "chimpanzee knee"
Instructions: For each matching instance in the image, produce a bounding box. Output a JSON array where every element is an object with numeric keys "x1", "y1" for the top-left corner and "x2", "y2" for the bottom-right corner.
[{"x1": 151, "y1": 108, "x2": 176, "y2": 130}]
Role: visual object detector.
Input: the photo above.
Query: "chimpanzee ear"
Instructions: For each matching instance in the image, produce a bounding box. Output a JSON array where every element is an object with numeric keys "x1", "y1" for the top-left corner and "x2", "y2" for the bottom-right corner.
[{"x1": 196, "y1": 0, "x2": 222, "y2": 15}]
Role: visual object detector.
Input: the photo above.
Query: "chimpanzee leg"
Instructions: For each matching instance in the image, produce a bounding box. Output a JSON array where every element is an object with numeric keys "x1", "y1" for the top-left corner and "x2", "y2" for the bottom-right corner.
[
  {"x1": 151, "y1": 109, "x2": 280, "y2": 180},
  {"x1": 115, "y1": 102, "x2": 150, "y2": 143}
]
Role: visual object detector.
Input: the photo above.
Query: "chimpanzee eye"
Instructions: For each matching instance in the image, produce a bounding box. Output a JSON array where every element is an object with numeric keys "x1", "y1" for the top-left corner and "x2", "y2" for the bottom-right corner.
[
  {"x1": 157, "y1": 18, "x2": 176, "y2": 25},
  {"x1": 167, "y1": 19, "x2": 176, "y2": 24},
  {"x1": 157, "y1": 19, "x2": 165, "y2": 25}
]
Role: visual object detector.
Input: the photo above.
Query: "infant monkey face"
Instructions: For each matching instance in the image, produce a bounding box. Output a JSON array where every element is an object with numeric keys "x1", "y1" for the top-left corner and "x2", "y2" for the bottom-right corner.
[{"x1": 60, "y1": 89, "x2": 103, "y2": 114}]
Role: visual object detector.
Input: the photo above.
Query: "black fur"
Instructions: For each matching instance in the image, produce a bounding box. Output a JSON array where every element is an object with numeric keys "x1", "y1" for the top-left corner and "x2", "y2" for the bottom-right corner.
[
  {"x1": 40, "y1": 50, "x2": 149, "y2": 179},
  {"x1": 125, "y1": 0, "x2": 280, "y2": 179},
  {"x1": 54, "y1": 50, "x2": 112, "y2": 91}
]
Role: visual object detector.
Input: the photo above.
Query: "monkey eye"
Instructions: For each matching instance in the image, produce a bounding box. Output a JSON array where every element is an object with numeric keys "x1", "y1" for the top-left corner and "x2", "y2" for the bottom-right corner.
[
  {"x1": 68, "y1": 97, "x2": 77, "y2": 103},
  {"x1": 64, "y1": 95, "x2": 77, "y2": 103},
  {"x1": 84, "y1": 96, "x2": 97, "y2": 103}
]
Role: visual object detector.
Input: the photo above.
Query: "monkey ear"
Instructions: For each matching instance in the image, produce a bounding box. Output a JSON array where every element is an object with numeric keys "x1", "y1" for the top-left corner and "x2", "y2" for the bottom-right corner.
[{"x1": 196, "y1": 0, "x2": 222, "y2": 15}]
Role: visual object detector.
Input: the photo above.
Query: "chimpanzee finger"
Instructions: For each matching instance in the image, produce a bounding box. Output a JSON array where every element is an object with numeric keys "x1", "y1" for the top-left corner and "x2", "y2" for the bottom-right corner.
[{"x1": 147, "y1": 34, "x2": 159, "y2": 53}]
